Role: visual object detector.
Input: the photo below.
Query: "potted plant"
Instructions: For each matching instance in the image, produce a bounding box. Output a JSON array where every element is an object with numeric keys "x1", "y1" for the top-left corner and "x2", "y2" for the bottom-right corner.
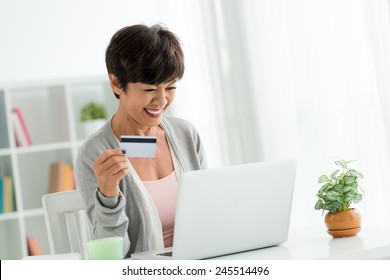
[
  {"x1": 80, "y1": 102, "x2": 107, "y2": 138},
  {"x1": 314, "y1": 159, "x2": 364, "y2": 237}
]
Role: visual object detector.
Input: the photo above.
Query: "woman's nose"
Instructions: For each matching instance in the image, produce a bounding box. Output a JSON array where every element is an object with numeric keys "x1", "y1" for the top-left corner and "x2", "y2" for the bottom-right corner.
[{"x1": 154, "y1": 90, "x2": 168, "y2": 107}]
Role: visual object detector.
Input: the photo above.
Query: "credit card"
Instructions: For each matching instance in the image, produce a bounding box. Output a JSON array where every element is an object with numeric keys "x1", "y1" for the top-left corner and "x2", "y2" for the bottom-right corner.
[{"x1": 120, "y1": 135, "x2": 157, "y2": 158}]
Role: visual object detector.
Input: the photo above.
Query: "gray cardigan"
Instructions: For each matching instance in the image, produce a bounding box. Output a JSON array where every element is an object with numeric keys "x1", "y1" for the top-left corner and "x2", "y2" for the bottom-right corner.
[{"x1": 75, "y1": 115, "x2": 207, "y2": 258}]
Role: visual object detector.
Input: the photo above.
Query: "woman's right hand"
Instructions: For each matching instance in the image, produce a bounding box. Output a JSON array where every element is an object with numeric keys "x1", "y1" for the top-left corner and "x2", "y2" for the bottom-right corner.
[{"x1": 92, "y1": 149, "x2": 129, "y2": 198}]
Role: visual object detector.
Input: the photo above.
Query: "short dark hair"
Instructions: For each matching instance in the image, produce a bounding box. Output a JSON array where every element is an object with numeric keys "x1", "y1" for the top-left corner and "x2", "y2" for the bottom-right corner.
[{"x1": 105, "y1": 24, "x2": 185, "y2": 99}]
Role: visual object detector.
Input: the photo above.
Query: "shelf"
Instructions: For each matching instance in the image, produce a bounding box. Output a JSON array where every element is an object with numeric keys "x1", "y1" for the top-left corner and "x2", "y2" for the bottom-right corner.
[
  {"x1": 0, "y1": 90, "x2": 10, "y2": 149},
  {"x1": 70, "y1": 81, "x2": 117, "y2": 141},
  {"x1": 23, "y1": 208, "x2": 44, "y2": 218},
  {"x1": 14, "y1": 141, "x2": 73, "y2": 155},
  {"x1": 25, "y1": 215, "x2": 50, "y2": 255},
  {"x1": 0, "y1": 219, "x2": 23, "y2": 260},
  {"x1": 0, "y1": 76, "x2": 117, "y2": 259},
  {"x1": 9, "y1": 85, "x2": 70, "y2": 145},
  {"x1": 0, "y1": 211, "x2": 19, "y2": 222},
  {"x1": 0, "y1": 154, "x2": 12, "y2": 173},
  {"x1": 0, "y1": 148, "x2": 11, "y2": 157}
]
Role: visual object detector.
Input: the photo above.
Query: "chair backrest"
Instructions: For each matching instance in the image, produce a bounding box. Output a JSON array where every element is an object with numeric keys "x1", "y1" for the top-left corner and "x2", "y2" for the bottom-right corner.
[{"x1": 42, "y1": 190, "x2": 91, "y2": 259}]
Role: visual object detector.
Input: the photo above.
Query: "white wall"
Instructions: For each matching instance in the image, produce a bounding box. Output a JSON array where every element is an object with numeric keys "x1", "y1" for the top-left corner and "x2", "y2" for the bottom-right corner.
[{"x1": 0, "y1": 0, "x2": 159, "y2": 83}]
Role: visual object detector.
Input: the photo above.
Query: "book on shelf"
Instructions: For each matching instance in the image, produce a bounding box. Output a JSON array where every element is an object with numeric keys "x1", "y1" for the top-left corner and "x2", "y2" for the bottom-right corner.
[
  {"x1": 1, "y1": 176, "x2": 16, "y2": 213},
  {"x1": 27, "y1": 236, "x2": 42, "y2": 256},
  {"x1": 48, "y1": 162, "x2": 76, "y2": 193},
  {"x1": 11, "y1": 107, "x2": 32, "y2": 147},
  {"x1": 0, "y1": 178, "x2": 3, "y2": 213}
]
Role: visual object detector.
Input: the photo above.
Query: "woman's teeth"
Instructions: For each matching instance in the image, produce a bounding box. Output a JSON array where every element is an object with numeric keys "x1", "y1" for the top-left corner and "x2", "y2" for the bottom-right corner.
[{"x1": 145, "y1": 109, "x2": 162, "y2": 115}]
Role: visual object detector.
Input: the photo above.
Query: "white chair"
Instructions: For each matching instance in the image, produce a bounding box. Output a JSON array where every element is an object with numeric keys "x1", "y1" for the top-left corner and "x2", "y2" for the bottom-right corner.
[{"x1": 42, "y1": 190, "x2": 91, "y2": 259}]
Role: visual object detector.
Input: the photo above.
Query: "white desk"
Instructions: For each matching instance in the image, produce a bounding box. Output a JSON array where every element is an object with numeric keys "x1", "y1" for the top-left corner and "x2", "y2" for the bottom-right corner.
[{"x1": 214, "y1": 227, "x2": 390, "y2": 260}]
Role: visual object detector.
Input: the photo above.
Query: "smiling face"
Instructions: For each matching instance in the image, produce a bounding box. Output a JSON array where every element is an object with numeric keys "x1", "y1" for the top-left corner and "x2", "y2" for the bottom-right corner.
[
  {"x1": 111, "y1": 74, "x2": 177, "y2": 134},
  {"x1": 106, "y1": 25, "x2": 185, "y2": 100}
]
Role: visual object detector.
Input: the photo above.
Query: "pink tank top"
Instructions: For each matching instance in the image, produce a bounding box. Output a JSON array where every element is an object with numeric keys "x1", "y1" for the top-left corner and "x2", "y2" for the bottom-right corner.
[{"x1": 142, "y1": 171, "x2": 178, "y2": 248}]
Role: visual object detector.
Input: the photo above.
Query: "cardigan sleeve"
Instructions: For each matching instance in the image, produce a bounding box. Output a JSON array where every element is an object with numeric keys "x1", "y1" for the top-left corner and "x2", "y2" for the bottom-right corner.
[{"x1": 75, "y1": 138, "x2": 131, "y2": 256}]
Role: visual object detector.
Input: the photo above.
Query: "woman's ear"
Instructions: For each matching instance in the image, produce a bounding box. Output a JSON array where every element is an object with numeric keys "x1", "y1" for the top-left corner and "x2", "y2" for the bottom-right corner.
[{"x1": 108, "y1": 74, "x2": 123, "y2": 96}]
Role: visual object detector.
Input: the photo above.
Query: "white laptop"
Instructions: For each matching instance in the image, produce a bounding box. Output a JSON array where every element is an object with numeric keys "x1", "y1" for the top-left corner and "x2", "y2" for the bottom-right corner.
[{"x1": 131, "y1": 159, "x2": 297, "y2": 260}]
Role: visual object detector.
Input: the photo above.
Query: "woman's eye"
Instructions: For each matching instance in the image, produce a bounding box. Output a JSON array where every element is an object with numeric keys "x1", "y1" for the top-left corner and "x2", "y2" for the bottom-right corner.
[
  {"x1": 167, "y1": 87, "x2": 177, "y2": 91},
  {"x1": 144, "y1": 88, "x2": 156, "y2": 92}
]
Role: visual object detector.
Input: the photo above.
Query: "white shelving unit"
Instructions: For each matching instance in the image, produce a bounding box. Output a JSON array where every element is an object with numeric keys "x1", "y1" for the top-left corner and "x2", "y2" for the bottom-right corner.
[{"x1": 0, "y1": 77, "x2": 118, "y2": 259}]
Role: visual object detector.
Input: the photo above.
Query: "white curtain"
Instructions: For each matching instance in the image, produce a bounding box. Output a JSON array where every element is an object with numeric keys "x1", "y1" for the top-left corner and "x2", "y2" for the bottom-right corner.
[
  {"x1": 208, "y1": 0, "x2": 390, "y2": 228},
  {"x1": 161, "y1": 0, "x2": 390, "y2": 229}
]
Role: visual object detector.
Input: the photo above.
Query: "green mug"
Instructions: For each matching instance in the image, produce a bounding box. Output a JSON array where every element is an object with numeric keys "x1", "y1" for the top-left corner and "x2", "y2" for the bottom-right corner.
[{"x1": 87, "y1": 236, "x2": 124, "y2": 260}]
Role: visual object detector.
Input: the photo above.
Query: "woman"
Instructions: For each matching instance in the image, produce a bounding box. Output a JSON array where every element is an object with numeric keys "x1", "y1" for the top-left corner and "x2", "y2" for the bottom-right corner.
[{"x1": 75, "y1": 24, "x2": 207, "y2": 258}]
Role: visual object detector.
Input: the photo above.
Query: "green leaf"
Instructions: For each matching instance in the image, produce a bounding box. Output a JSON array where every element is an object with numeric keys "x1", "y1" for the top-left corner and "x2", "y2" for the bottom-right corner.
[
  {"x1": 344, "y1": 175, "x2": 357, "y2": 185},
  {"x1": 330, "y1": 170, "x2": 339, "y2": 179},
  {"x1": 333, "y1": 183, "x2": 343, "y2": 193},
  {"x1": 318, "y1": 175, "x2": 328, "y2": 184},
  {"x1": 343, "y1": 196, "x2": 353, "y2": 208},
  {"x1": 328, "y1": 202, "x2": 342, "y2": 213},
  {"x1": 353, "y1": 194, "x2": 363, "y2": 204},
  {"x1": 331, "y1": 201, "x2": 343, "y2": 212},
  {"x1": 318, "y1": 183, "x2": 333, "y2": 194},
  {"x1": 343, "y1": 185, "x2": 355, "y2": 193},
  {"x1": 325, "y1": 191, "x2": 340, "y2": 201},
  {"x1": 334, "y1": 176, "x2": 342, "y2": 185},
  {"x1": 346, "y1": 169, "x2": 363, "y2": 179},
  {"x1": 334, "y1": 160, "x2": 345, "y2": 168},
  {"x1": 314, "y1": 200, "x2": 323, "y2": 210},
  {"x1": 322, "y1": 204, "x2": 331, "y2": 211}
]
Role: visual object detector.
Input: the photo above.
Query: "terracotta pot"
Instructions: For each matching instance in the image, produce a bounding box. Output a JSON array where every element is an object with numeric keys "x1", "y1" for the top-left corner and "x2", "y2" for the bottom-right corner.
[{"x1": 324, "y1": 208, "x2": 361, "y2": 238}]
